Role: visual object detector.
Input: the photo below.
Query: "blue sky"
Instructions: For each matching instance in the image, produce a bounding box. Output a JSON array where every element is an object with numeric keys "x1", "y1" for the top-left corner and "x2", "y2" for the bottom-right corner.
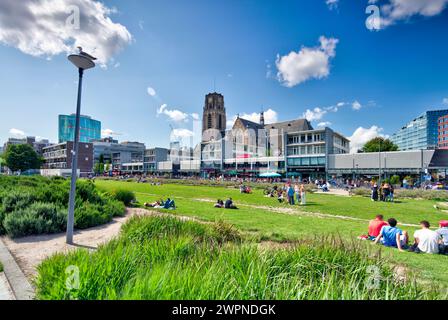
[{"x1": 1, "y1": 0, "x2": 447, "y2": 152}]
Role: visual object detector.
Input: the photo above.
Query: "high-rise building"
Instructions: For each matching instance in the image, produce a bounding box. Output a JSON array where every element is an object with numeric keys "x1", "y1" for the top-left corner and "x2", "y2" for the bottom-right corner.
[
  {"x1": 391, "y1": 109, "x2": 448, "y2": 151},
  {"x1": 59, "y1": 114, "x2": 101, "y2": 144},
  {"x1": 438, "y1": 115, "x2": 448, "y2": 150}
]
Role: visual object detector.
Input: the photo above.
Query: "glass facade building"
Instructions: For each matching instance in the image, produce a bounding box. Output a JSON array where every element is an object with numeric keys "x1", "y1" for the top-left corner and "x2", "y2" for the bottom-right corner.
[
  {"x1": 59, "y1": 114, "x2": 101, "y2": 144},
  {"x1": 391, "y1": 109, "x2": 448, "y2": 151}
]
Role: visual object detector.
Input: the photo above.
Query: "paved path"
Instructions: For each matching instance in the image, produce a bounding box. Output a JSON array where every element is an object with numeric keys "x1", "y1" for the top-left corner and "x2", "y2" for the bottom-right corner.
[
  {"x1": 0, "y1": 238, "x2": 34, "y2": 300},
  {"x1": 0, "y1": 272, "x2": 15, "y2": 300}
]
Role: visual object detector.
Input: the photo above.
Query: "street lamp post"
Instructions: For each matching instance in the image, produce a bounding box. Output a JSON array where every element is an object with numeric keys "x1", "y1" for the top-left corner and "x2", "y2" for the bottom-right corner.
[
  {"x1": 378, "y1": 139, "x2": 382, "y2": 185},
  {"x1": 66, "y1": 50, "x2": 96, "y2": 245}
]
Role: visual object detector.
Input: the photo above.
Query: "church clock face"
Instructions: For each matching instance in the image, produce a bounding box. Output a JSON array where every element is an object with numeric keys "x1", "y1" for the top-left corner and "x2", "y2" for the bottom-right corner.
[{"x1": 208, "y1": 97, "x2": 213, "y2": 104}]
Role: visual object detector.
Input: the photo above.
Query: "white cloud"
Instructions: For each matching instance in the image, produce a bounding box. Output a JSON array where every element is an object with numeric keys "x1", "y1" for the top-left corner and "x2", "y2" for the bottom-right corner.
[
  {"x1": 171, "y1": 129, "x2": 194, "y2": 140},
  {"x1": 35, "y1": 136, "x2": 48, "y2": 142},
  {"x1": 101, "y1": 129, "x2": 122, "y2": 137},
  {"x1": 191, "y1": 113, "x2": 200, "y2": 121},
  {"x1": 317, "y1": 121, "x2": 332, "y2": 128},
  {"x1": 266, "y1": 62, "x2": 273, "y2": 79},
  {"x1": 226, "y1": 109, "x2": 278, "y2": 129},
  {"x1": 376, "y1": 0, "x2": 448, "y2": 28},
  {"x1": 302, "y1": 108, "x2": 327, "y2": 122},
  {"x1": 326, "y1": 0, "x2": 339, "y2": 10},
  {"x1": 443, "y1": 98, "x2": 448, "y2": 105},
  {"x1": 275, "y1": 36, "x2": 339, "y2": 87},
  {"x1": 352, "y1": 101, "x2": 362, "y2": 111},
  {"x1": 9, "y1": 128, "x2": 26, "y2": 138},
  {"x1": 0, "y1": 0, "x2": 132, "y2": 66},
  {"x1": 348, "y1": 126, "x2": 387, "y2": 154},
  {"x1": 157, "y1": 104, "x2": 189, "y2": 123},
  {"x1": 147, "y1": 86, "x2": 157, "y2": 97}
]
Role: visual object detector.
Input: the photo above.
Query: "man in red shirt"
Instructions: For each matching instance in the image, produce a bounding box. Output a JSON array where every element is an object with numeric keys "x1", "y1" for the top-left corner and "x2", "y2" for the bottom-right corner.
[{"x1": 368, "y1": 215, "x2": 389, "y2": 240}]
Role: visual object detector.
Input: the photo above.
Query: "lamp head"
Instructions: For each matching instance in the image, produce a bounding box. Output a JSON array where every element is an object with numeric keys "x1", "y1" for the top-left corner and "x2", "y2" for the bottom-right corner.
[{"x1": 68, "y1": 54, "x2": 96, "y2": 70}]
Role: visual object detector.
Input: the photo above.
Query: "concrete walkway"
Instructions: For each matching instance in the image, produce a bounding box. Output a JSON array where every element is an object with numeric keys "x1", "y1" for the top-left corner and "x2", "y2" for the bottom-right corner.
[
  {"x1": 0, "y1": 272, "x2": 14, "y2": 300},
  {"x1": 0, "y1": 238, "x2": 34, "y2": 300}
]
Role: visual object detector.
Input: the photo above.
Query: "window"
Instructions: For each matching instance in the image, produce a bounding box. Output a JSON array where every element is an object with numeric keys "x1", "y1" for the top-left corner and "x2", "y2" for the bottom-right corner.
[
  {"x1": 208, "y1": 114, "x2": 212, "y2": 129},
  {"x1": 219, "y1": 115, "x2": 222, "y2": 129}
]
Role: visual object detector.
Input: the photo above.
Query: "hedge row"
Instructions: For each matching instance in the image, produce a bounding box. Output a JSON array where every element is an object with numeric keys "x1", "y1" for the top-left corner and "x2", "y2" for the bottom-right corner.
[{"x1": 0, "y1": 176, "x2": 130, "y2": 238}]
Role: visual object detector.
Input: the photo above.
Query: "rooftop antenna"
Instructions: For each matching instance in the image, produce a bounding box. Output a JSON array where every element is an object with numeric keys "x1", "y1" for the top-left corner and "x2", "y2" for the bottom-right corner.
[{"x1": 213, "y1": 77, "x2": 216, "y2": 92}]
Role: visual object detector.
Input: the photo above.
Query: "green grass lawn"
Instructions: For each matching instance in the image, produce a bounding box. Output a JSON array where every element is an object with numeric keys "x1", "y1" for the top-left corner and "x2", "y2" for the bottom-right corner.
[{"x1": 95, "y1": 180, "x2": 448, "y2": 287}]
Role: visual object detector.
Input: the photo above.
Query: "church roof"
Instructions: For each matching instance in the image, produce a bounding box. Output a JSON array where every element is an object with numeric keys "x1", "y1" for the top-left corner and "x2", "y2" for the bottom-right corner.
[
  {"x1": 265, "y1": 119, "x2": 314, "y2": 132},
  {"x1": 234, "y1": 117, "x2": 264, "y2": 131},
  {"x1": 231, "y1": 117, "x2": 314, "y2": 133}
]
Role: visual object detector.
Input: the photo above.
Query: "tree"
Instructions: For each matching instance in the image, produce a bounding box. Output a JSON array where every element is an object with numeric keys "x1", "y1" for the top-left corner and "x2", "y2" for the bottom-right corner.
[
  {"x1": 361, "y1": 137, "x2": 398, "y2": 153},
  {"x1": 4, "y1": 144, "x2": 43, "y2": 172}
]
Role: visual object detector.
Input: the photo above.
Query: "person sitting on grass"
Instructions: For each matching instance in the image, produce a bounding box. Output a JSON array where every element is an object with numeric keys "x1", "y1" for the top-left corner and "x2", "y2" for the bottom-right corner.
[
  {"x1": 215, "y1": 199, "x2": 224, "y2": 208},
  {"x1": 436, "y1": 220, "x2": 448, "y2": 255},
  {"x1": 373, "y1": 218, "x2": 408, "y2": 252},
  {"x1": 162, "y1": 198, "x2": 176, "y2": 210},
  {"x1": 225, "y1": 198, "x2": 238, "y2": 209},
  {"x1": 367, "y1": 214, "x2": 389, "y2": 241},
  {"x1": 409, "y1": 221, "x2": 439, "y2": 254},
  {"x1": 144, "y1": 200, "x2": 162, "y2": 208},
  {"x1": 277, "y1": 190, "x2": 285, "y2": 203}
]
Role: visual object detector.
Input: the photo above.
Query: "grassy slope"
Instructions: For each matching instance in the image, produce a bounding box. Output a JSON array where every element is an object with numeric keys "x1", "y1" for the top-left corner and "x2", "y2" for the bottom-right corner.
[{"x1": 95, "y1": 180, "x2": 448, "y2": 285}]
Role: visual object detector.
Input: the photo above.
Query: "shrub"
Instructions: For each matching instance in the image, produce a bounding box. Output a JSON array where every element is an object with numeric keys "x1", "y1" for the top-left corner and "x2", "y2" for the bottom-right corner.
[
  {"x1": 2, "y1": 190, "x2": 36, "y2": 213},
  {"x1": 3, "y1": 203, "x2": 66, "y2": 238},
  {"x1": 0, "y1": 176, "x2": 122, "y2": 238},
  {"x1": 76, "y1": 181, "x2": 102, "y2": 204},
  {"x1": 103, "y1": 199, "x2": 126, "y2": 217},
  {"x1": 111, "y1": 189, "x2": 136, "y2": 206},
  {"x1": 74, "y1": 202, "x2": 113, "y2": 230},
  {"x1": 390, "y1": 175, "x2": 401, "y2": 186},
  {"x1": 352, "y1": 188, "x2": 371, "y2": 197}
]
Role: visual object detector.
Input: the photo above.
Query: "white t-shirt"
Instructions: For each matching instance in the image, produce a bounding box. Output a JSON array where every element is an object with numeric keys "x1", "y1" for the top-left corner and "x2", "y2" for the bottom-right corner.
[{"x1": 414, "y1": 229, "x2": 440, "y2": 254}]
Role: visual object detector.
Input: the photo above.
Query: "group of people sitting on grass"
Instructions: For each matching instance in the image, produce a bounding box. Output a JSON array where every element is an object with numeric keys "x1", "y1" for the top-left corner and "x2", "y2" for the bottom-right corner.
[
  {"x1": 360, "y1": 214, "x2": 448, "y2": 255},
  {"x1": 144, "y1": 198, "x2": 176, "y2": 210},
  {"x1": 214, "y1": 198, "x2": 238, "y2": 209},
  {"x1": 239, "y1": 185, "x2": 252, "y2": 194},
  {"x1": 265, "y1": 183, "x2": 307, "y2": 206},
  {"x1": 371, "y1": 183, "x2": 395, "y2": 202}
]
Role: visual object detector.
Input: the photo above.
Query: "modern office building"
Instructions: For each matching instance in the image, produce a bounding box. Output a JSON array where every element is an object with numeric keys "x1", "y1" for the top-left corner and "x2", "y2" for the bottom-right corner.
[
  {"x1": 438, "y1": 115, "x2": 448, "y2": 150},
  {"x1": 59, "y1": 114, "x2": 101, "y2": 144},
  {"x1": 92, "y1": 138, "x2": 145, "y2": 173},
  {"x1": 328, "y1": 149, "x2": 448, "y2": 179},
  {"x1": 42, "y1": 142, "x2": 93, "y2": 176},
  {"x1": 391, "y1": 109, "x2": 448, "y2": 151},
  {"x1": 3, "y1": 136, "x2": 51, "y2": 155},
  {"x1": 144, "y1": 148, "x2": 169, "y2": 172},
  {"x1": 199, "y1": 92, "x2": 350, "y2": 180}
]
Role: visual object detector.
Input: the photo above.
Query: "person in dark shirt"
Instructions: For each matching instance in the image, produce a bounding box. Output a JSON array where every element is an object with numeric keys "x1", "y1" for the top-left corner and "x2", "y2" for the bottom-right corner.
[{"x1": 225, "y1": 198, "x2": 238, "y2": 209}]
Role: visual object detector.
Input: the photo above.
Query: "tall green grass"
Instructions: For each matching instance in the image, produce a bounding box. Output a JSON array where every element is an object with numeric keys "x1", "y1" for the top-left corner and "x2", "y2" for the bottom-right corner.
[{"x1": 35, "y1": 216, "x2": 446, "y2": 300}]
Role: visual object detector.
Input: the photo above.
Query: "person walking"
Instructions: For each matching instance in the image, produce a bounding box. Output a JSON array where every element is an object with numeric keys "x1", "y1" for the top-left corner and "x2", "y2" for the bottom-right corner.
[
  {"x1": 287, "y1": 185, "x2": 295, "y2": 205},
  {"x1": 300, "y1": 184, "x2": 306, "y2": 206},
  {"x1": 294, "y1": 184, "x2": 301, "y2": 204},
  {"x1": 371, "y1": 184, "x2": 379, "y2": 201}
]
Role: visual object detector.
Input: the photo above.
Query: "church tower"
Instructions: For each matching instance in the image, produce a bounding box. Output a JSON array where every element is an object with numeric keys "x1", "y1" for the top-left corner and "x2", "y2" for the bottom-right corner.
[{"x1": 202, "y1": 92, "x2": 227, "y2": 142}]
